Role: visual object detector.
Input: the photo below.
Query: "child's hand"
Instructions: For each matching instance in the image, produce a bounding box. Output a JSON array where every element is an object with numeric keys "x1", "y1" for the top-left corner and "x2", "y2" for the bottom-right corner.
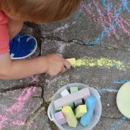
[{"x1": 43, "y1": 54, "x2": 71, "y2": 77}]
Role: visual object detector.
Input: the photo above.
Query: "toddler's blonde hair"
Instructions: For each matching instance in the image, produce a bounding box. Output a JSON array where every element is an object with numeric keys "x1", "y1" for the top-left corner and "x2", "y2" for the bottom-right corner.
[{"x1": 1, "y1": 0, "x2": 81, "y2": 23}]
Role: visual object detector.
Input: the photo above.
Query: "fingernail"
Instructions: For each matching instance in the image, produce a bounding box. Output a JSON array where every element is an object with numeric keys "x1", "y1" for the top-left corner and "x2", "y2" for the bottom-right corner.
[{"x1": 64, "y1": 65, "x2": 71, "y2": 69}]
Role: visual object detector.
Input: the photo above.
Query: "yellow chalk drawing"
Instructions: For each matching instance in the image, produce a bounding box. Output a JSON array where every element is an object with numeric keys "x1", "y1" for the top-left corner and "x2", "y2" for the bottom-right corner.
[
  {"x1": 19, "y1": 106, "x2": 45, "y2": 130},
  {"x1": 67, "y1": 57, "x2": 126, "y2": 70}
]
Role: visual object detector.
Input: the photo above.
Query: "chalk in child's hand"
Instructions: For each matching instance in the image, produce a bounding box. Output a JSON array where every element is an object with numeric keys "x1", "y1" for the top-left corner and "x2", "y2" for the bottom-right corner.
[
  {"x1": 66, "y1": 58, "x2": 76, "y2": 67},
  {"x1": 62, "y1": 106, "x2": 78, "y2": 128}
]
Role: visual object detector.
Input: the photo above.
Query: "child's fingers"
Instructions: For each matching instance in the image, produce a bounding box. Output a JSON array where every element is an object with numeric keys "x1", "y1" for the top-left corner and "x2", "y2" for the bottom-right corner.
[
  {"x1": 63, "y1": 59, "x2": 71, "y2": 69},
  {"x1": 55, "y1": 54, "x2": 71, "y2": 69},
  {"x1": 61, "y1": 66, "x2": 66, "y2": 73}
]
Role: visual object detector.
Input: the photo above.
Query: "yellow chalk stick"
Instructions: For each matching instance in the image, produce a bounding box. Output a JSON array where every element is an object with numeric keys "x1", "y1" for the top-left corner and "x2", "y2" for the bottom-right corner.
[
  {"x1": 62, "y1": 106, "x2": 78, "y2": 128},
  {"x1": 66, "y1": 58, "x2": 76, "y2": 67},
  {"x1": 75, "y1": 105, "x2": 87, "y2": 118}
]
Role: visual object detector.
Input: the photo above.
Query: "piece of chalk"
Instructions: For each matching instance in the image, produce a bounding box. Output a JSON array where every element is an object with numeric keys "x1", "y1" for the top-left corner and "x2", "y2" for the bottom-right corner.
[
  {"x1": 70, "y1": 87, "x2": 78, "y2": 93},
  {"x1": 55, "y1": 107, "x2": 62, "y2": 111},
  {"x1": 75, "y1": 105, "x2": 87, "y2": 118},
  {"x1": 54, "y1": 87, "x2": 90, "y2": 109},
  {"x1": 61, "y1": 89, "x2": 70, "y2": 97},
  {"x1": 69, "y1": 87, "x2": 82, "y2": 107},
  {"x1": 66, "y1": 58, "x2": 76, "y2": 67},
  {"x1": 62, "y1": 106, "x2": 78, "y2": 128},
  {"x1": 60, "y1": 89, "x2": 74, "y2": 109},
  {"x1": 80, "y1": 96, "x2": 97, "y2": 126},
  {"x1": 54, "y1": 111, "x2": 67, "y2": 125},
  {"x1": 74, "y1": 99, "x2": 83, "y2": 107}
]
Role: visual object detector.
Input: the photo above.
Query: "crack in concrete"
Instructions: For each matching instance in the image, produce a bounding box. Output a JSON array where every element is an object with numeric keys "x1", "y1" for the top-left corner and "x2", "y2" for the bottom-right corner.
[
  {"x1": 18, "y1": 105, "x2": 45, "y2": 130},
  {"x1": 40, "y1": 85, "x2": 58, "y2": 130},
  {"x1": 41, "y1": 35, "x2": 130, "y2": 53},
  {"x1": 41, "y1": 35, "x2": 84, "y2": 45}
]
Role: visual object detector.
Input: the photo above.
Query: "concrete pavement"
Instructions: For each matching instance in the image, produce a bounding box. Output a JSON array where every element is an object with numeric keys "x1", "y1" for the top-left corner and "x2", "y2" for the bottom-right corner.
[{"x1": 0, "y1": 0, "x2": 130, "y2": 129}]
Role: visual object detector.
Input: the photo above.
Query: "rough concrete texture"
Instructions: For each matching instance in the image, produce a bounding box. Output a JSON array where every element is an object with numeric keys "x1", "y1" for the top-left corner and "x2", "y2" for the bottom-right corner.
[{"x1": 0, "y1": 0, "x2": 130, "y2": 130}]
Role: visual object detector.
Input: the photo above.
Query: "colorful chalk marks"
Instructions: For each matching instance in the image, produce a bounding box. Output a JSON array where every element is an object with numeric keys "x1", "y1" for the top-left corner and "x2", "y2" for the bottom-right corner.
[
  {"x1": 0, "y1": 87, "x2": 37, "y2": 129},
  {"x1": 68, "y1": 57, "x2": 130, "y2": 70},
  {"x1": 81, "y1": 0, "x2": 130, "y2": 45}
]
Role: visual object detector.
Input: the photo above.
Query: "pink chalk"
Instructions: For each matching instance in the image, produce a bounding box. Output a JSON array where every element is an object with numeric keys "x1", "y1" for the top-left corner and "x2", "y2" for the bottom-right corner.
[{"x1": 54, "y1": 111, "x2": 67, "y2": 125}]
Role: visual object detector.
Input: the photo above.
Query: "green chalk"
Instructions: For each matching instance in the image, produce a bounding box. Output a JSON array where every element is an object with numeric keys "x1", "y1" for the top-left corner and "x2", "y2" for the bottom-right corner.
[
  {"x1": 70, "y1": 87, "x2": 78, "y2": 93},
  {"x1": 55, "y1": 107, "x2": 62, "y2": 111}
]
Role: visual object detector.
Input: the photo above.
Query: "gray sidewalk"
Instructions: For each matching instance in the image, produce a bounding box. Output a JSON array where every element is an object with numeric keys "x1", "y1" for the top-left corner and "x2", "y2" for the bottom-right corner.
[{"x1": 0, "y1": 0, "x2": 130, "y2": 130}]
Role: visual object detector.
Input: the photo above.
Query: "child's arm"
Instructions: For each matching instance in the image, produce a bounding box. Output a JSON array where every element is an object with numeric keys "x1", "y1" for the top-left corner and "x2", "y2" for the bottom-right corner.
[{"x1": 0, "y1": 52, "x2": 71, "y2": 80}]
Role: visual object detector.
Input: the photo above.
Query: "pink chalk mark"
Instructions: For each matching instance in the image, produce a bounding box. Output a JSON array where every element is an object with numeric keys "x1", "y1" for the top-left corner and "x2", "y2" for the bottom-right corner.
[
  {"x1": 105, "y1": 3, "x2": 120, "y2": 39},
  {"x1": 28, "y1": 75, "x2": 39, "y2": 83},
  {"x1": 105, "y1": 8, "x2": 119, "y2": 39},
  {"x1": 122, "y1": 19, "x2": 130, "y2": 27},
  {"x1": 81, "y1": 1, "x2": 130, "y2": 40},
  {"x1": 81, "y1": 2, "x2": 119, "y2": 39},
  {"x1": 92, "y1": 0, "x2": 120, "y2": 39},
  {"x1": 0, "y1": 86, "x2": 36, "y2": 129},
  {"x1": 6, "y1": 87, "x2": 36, "y2": 113},
  {"x1": 106, "y1": 8, "x2": 112, "y2": 23},
  {"x1": 80, "y1": 2, "x2": 98, "y2": 22},
  {"x1": 92, "y1": 0, "x2": 110, "y2": 36},
  {"x1": 12, "y1": 120, "x2": 27, "y2": 126},
  {"x1": 113, "y1": 3, "x2": 130, "y2": 36},
  {"x1": 118, "y1": 18, "x2": 130, "y2": 36},
  {"x1": 0, "y1": 115, "x2": 8, "y2": 130}
]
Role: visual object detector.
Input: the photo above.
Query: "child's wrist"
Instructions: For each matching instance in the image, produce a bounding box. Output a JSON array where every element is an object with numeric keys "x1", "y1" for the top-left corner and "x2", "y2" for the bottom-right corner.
[
  {"x1": 36, "y1": 56, "x2": 48, "y2": 73},
  {"x1": 41, "y1": 56, "x2": 49, "y2": 73}
]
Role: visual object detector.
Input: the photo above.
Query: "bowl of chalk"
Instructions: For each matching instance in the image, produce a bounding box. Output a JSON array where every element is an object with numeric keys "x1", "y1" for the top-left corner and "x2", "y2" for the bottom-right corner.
[{"x1": 47, "y1": 83, "x2": 102, "y2": 130}]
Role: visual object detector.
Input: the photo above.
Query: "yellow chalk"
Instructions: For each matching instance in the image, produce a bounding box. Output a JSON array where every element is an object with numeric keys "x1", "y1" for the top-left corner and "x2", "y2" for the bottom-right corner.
[
  {"x1": 66, "y1": 58, "x2": 76, "y2": 67},
  {"x1": 75, "y1": 105, "x2": 87, "y2": 118},
  {"x1": 62, "y1": 106, "x2": 78, "y2": 128}
]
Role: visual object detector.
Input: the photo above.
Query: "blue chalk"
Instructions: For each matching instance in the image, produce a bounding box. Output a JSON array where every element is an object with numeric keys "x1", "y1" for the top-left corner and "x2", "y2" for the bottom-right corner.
[{"x1": 80, "y1": 96, "x2": 97, "y2": 126}]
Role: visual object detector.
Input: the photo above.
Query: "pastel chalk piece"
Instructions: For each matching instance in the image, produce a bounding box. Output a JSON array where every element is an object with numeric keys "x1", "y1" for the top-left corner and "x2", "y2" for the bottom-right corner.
[
  {"x1": 74, "y1": 99, "x2": 83, "y2": 107},
  {"x1": 69, "y1": 87, "x2": 82, "y2": 107},
  {"x1": 54, "y1": 89, "x2": 65, "y2": 111},
  {"x1": 62, "y1": 106, "x2": 78, "y2": 128},
  {"x1": 75, "y1": 105, "x2": 87, "y2": 118},
  {"x1": 80, "y1": 95, "x2": 97, "y2": 126},
  {"x1": 55, "y1": 107, "x2": 62, "y2": 111},
  {"x1": 70, "y1": 87, "x2": 78, "y2": 93},
  {"x1": 66, "y1": 58, "x2": 76, "y2": 67},
  {"x1": 60, "y1": 89, "x2": 70, "y2": 97},
  {"x1": 60, "y1": 89, "x2": 74, "y2": 109},
  {"x1": 54, "y1": 111, "x2": 67, "y2": 125},
  {"x1": 54, "y1": 87, "x2": 90, "y2": 109},
  {"x1": 116, "y1": 82, "x2": 130, "y2": 118}
]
